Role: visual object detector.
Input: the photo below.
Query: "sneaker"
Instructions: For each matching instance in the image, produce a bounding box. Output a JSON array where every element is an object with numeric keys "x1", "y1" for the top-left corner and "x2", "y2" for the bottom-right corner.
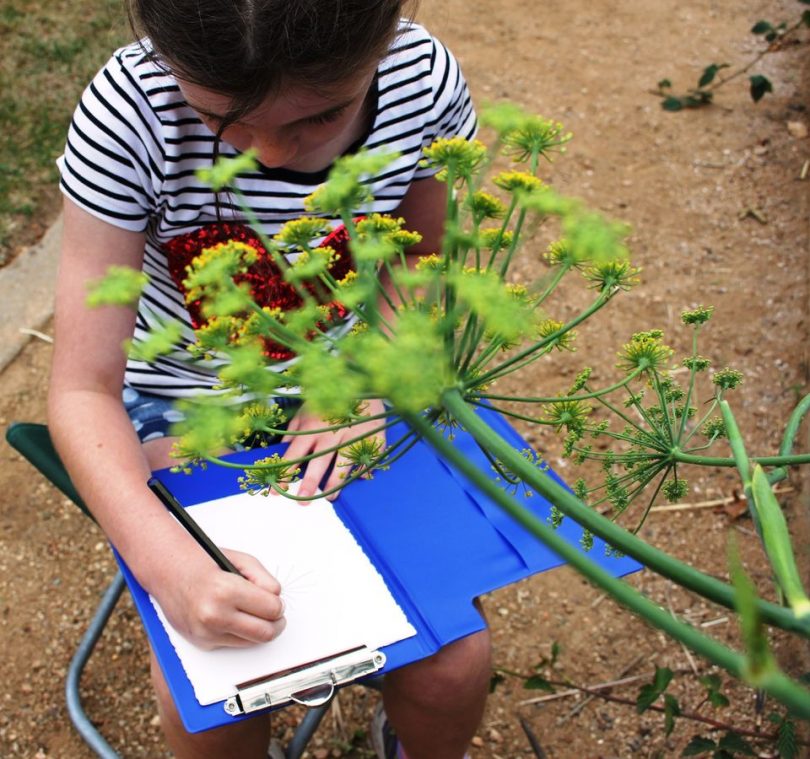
[{"x1": 371, "y1": 702, "x2": 401, "y2": 759}]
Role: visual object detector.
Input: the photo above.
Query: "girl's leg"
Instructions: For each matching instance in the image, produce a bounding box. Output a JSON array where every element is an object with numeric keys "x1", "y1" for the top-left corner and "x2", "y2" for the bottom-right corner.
[
  {"x1": 142, "y1": 436, "x2": 272, "y2": 758},
  {"x1": 381, "y1": 626, "x2": 492, "y2": 759},
  {"x1": 150, "y1": 648, "x2": 271, "y2": 759}
]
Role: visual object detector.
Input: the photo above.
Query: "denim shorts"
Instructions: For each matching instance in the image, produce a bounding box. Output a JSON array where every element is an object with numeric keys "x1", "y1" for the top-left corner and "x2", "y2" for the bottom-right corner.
[
  {"x1": 122, "y1": 387, "x2": 301, "y2": 444},
  {"x1": 122, "y1": 387, "x2": 186, "y2": 443}
]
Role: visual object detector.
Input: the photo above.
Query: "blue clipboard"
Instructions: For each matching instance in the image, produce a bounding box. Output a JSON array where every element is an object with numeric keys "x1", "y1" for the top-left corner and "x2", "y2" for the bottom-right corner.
[{"x1": 116, "y1": 405, "x2": 641, "y2": 732}]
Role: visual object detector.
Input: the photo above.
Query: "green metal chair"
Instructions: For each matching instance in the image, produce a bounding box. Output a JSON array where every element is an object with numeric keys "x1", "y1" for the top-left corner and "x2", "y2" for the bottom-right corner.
[{"x1": 6, "y1": 421, "x2": 351, "y2": 759}]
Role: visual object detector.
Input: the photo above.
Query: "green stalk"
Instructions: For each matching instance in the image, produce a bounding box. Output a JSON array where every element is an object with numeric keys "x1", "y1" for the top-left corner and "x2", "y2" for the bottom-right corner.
[
  {"x1": 472, "y1": 341, "x2": 557, "y2": 384},
  {"x1": 767, "y1": 392, "x2": 810, "y2": 485},
  {"x1": 720, "y1": 400, "x2": 752, "y2": 486},
  {"x1": 440, "y1": 389, "x2": 810, "y2": 636},
  {"x1": 672, "y1": 451, "x2": 810, "y2": 468},
  {"x1": 593, "y1": 393, "x2": 666, "y2": 451},
  {"x1": 719, "y1": 399, "x2": 763, "y2": 539},
  {"x1": 232, "y1": 188, "x2": 318, "y2": 307},
  {"x1": 203, "y1": 423, "x2": 417, "y2": 501},
  {"x1": 484, "y1": 196, "x2": 518, "y2": 270},
  {"x1": 631, "y1": 470, "x2": 669, "y2": 534},
  {"x1": 244, "y1": 300, "x2": 311, "y2": 350},
  {"x1": 675, "y1": 329, "x2": 700, "y2": 443},
  {"x1": 531, "y1": 264, "x2": 570, "y2": 309},
  {"x1": 681, "y1": 397, "x2": 720, "y2": 449},
  {"x1": 472, "y1": 292, "x2": 613, "y2": 384},
  {"x1": 751, "y1": 465, "x2": 810, "y2": 619},
  {"x1": 476, "y1": 367, "x2": 644, "y2": 403},
  {"x1": 442, "y1": 167, "x2": 460, "y2": 358},
  {"x1": 406, "y1": 403, "x2": 810, "y2": 716},
  {"x1": 779, "y1": 393, "x2": 810, "y2": 458},
  {"x1": 497, "y1": 207, "x2": 527, "y2": 279},
  {"x1": 650, "y1": 372, "x2": 675, "y2": 447}
]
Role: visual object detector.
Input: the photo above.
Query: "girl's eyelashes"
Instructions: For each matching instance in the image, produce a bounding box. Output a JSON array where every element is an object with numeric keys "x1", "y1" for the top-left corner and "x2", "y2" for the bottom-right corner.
[
  {"x1": 192, "y1": 104, "x2": 348, "y2": 130},
  {"x1": 301, "y1": 106, "x2": 347, "y2": 126}
]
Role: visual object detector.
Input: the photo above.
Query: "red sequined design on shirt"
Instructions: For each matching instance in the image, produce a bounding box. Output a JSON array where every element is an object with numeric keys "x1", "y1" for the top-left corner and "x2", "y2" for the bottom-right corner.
[{"x1": 163, "y1": 222, "x2": 355, "y2": 361}]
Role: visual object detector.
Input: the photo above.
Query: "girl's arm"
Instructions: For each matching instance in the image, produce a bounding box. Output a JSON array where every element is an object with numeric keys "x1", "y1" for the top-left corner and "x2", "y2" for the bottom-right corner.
[
  {"x1": 48, "y1": 199, "x2": 285, "y2": 649},
  {"x1": 282, "y1": 176, "x2": 448, "y2": 500}
]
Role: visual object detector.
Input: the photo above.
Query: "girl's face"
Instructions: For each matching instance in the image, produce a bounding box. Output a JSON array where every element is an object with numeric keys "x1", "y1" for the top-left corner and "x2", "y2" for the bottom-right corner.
[{"x1": 178, "y1": 72, "x2": 376, "y2": 173}]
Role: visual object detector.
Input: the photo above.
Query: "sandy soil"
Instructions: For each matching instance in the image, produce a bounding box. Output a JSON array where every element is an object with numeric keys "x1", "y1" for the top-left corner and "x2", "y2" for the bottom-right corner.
[{"x1": 1, "y1": 0, "x2": 808, "y2": 756}]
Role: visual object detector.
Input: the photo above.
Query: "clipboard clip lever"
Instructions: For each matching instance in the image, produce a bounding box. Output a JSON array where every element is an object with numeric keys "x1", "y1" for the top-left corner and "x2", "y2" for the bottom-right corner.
[{"x1": 224, "y1": 646, "x2": 386, "y2": 716}]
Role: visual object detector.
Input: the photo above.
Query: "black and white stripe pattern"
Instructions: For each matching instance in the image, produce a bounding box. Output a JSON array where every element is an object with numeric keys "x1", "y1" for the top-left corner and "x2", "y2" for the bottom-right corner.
[{"x1": 58, "y1": 21, "x2": 476, "y2": 397}]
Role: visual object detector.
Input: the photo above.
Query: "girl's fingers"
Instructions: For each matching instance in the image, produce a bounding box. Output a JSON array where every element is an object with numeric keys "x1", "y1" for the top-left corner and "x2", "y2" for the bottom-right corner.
[
  {"x1": 233, "y1": 584, "x2": 285, "y2": 623},
  {"x1": 196, "y1": 615, "x2": 286, "y2": 650},
  {"x1": 223, "y1": 549, "x2": 282, "y2": 595},
  {"x1": 324, "y1": 456, "x2": 353, "y2": 498},
  {"x1": 296, "y1": 450, "x2": 334, "y2": 503},
  {"x1": 230, "y1": 611, "x2": 287, "y2": 645}
]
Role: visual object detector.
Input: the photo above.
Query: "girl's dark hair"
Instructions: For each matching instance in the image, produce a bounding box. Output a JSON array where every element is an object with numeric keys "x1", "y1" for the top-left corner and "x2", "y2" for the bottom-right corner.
[{"x1": 127, "y1": 0, "x2": 410, "y2": 118}]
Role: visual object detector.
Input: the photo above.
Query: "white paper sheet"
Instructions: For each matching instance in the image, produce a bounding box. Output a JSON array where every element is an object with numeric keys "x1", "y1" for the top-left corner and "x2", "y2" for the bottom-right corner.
[{"x1": 150, "y1": 484, "x2": 416, "y2": 705}]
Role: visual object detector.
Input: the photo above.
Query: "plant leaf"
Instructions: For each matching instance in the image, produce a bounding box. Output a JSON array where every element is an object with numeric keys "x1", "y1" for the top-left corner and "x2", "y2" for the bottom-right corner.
[
  {"x1": 777, "y1": 717, "x2": 797, "y2": 759},
  {"x1": 523, "y1": 674, "x2": 555, "y2": 692},
  {"x1": 636, "y1": 666, "x2": 673, "y2": 713},
  {"x1": 662, "y1": 96, "x2": 684, "y2": 111},
  {"x1": 749, "y1": 75, "x2": 773, "y2": 103},
  {"x1": 664, "y1": 693, "x2": 681, "y2": 736},
  {"x1": 729, "y1": 537, "x2": 775, "y2": 682},
  {"x1": 699, "y1": 674, "x2": 730, "y2": 708},
  {"x1": 750, "y1": 20, "x2": 773, "y2": 35},
  {"x1": 489, "y1": 672, "x2": 506, "y2": 694},
  {"x1": 698, "y1": 63, "x2": 729, "y2": 88},
  {"x1": 717, "y1": 732, "x2": 755, "y2": 756},
  {"x1": 681, "y1": 736, "x2": 716, "y2": 756}
]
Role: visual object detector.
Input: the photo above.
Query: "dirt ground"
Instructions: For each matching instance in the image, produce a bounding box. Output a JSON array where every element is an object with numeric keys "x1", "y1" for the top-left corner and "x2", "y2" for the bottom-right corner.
[{"x1": 1, "y1": 0, "x2": 809, "y2": 757}]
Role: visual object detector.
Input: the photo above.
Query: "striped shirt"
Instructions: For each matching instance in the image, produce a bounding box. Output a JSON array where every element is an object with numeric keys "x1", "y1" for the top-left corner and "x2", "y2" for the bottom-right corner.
[{"x1": 58, "y1": 21, "x2": 476, "y2": 397}]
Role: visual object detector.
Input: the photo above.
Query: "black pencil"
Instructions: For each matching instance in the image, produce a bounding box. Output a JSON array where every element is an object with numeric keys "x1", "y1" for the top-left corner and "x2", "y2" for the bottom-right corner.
[{"x1": 148, "y1": 477, "x2": 244, "y2": 577}]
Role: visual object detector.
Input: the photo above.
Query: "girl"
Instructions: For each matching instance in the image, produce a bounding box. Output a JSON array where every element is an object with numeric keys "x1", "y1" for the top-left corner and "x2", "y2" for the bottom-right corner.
[{"x1": 49, "y1": 1, "x2": 490, "y2": 757}]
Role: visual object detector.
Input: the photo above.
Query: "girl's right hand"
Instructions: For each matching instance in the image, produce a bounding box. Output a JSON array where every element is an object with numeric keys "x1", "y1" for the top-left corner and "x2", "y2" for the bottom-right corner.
[{"x1": 153, "y1": 547, "x2": 286, "y2": 650}]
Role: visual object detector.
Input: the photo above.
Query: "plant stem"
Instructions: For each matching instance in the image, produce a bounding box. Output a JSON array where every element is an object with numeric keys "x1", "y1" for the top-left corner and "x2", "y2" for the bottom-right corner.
[
  {"x1": 706, "y1": 18, "x2": 807, "y2": 93},
  {"x1": 438, "y1": 389, "x2": 810, "y2": 637},
  {"x1": 676, "y1": 330, "x2": 700, "y2": 443},
  {"x1": 671, "y1": 452, "x2": 810, "y2": 468},
  {"x1": 504, "y1": 667, "x2": 806, "y2": 745},
  {"x1": 550, "y1": 683, "x2": 793, "y2": 745},
  {"x1": 476, "y1": 367, "x2": 644, "y2": 404},
  {"x1": 406, "y1": 397, "x2": 810, "y2": 715},
  {"x1": 473, "y1": 292, "x2": 612, "y2": 385},
  {"x1": 779, "y1": 393, "x2": 810, "y2": 458}
]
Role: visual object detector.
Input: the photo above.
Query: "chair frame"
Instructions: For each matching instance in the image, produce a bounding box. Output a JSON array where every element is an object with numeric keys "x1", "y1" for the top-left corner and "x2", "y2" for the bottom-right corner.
[{"x1": 6, "y1": 421, "x2": 359, "y2": 759}]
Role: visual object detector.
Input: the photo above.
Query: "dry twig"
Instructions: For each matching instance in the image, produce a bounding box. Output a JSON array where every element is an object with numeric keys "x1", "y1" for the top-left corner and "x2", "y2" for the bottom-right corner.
[{"x1": 649, "y1": 486, "x2": 793, "y2": 514}]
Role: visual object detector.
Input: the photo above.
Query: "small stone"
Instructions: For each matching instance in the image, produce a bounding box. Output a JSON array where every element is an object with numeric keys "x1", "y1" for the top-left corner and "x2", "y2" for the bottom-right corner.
[
  {"x1": 787, "y1": 120, "x2": 808, "y2": 139},
  {"x1": 312, "y1": 749, "x2": 329, "y2": 759},
  {"x1": 488, "y1": 728, "x2": 503, "y2": 743},
  {"x1": 471, "y1": 736, "x2": 485, "y2": 747}
]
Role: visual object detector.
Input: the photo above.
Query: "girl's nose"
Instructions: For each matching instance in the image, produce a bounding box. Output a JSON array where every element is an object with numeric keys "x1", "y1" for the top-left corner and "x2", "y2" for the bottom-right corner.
[{"x1": 252, "y1": 130, "x2": 298, "y2": 168}]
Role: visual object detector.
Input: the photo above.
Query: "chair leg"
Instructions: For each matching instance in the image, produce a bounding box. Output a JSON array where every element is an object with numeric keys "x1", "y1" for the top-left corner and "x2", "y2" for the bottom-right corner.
[
  {"x1": 283, "y1": 677, "x2": 383, "y2": 759},
  {"x1": 284, "y1": 702, "x2": 331, "y2": 759},
  {"x1": 65, "y1": 571, "x2": 382, "y2": 759},
  {"x1": 65, "y1": 571, "x2": 126, "y2": 759}
]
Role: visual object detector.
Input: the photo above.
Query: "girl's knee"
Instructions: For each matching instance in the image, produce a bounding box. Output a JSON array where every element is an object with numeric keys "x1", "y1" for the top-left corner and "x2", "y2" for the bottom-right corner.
[
  {"x1": 149, "y1": 649, "x2": 177, "y2": 714},
  {"x1": 389, "y1": 628, "x2": 492, "y2": 703}
]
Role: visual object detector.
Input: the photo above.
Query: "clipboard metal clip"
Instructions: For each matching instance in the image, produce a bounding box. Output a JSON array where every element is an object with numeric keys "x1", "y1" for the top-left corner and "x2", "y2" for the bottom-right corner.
[{"x1": 224, "y1": 646, "x2": 386, "y2": 716}]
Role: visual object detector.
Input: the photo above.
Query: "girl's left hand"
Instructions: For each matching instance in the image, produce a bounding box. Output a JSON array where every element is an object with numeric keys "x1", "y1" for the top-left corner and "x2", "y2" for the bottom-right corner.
[{"x1": 280, "y1": 398, "x2": 386, "y2": 503}]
